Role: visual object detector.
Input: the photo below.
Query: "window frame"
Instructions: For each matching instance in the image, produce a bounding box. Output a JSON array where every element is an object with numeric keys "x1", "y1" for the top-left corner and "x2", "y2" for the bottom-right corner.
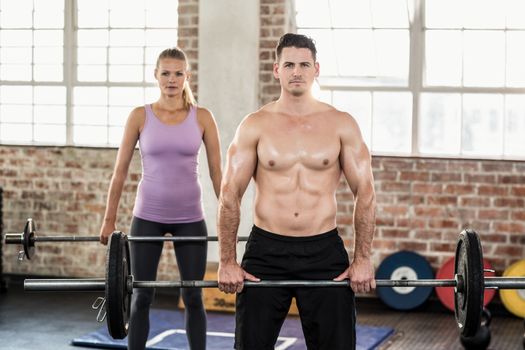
[
  {"x1": 0, "y1": 0, "x2": 176, "y2": 148},
  {"x1": 297, "y1": 0, "x2": 525, "y2": 161}
]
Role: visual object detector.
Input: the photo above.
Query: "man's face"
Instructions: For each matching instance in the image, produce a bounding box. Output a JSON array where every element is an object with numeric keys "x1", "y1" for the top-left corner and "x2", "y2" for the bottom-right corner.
[{"x1": 273, "y1": 47, "x2": 319, "y2": 97}]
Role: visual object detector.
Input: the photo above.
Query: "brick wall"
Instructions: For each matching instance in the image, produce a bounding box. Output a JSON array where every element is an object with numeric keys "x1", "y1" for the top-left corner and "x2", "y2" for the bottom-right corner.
[
  {"x1": 177, "y1": 0, "x2": 199, "y2": 100},
  {"x1": 336, "y1": 157, "x2": 525, "y2": 274},
  {"x1": 3, "y1": 145, "x2": 523, "y2": 277},
  {"x1": 259, "y1": 0, "x2": 296, "y2": 105}
]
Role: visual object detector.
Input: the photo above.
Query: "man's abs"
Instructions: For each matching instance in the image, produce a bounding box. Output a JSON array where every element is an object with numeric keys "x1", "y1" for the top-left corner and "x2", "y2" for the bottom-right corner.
[{"x1": 253, "y1": 170, "x2": 339, "y2": 236}]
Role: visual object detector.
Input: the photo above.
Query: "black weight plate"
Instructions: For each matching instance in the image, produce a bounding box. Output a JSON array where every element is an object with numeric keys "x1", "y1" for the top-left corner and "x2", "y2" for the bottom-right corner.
[
  {"x1": 455, "y1": 229, "x2": 483, "y2": 337},
  {"x1": 376, "y1": 251, "x2": 434, "y2": 310},
  {"x1": 106, "y1": 231, "x2": 131, "y2": 339},
  {"x1": 23, "y1": 218, "x2": 36, "y2": 260}
]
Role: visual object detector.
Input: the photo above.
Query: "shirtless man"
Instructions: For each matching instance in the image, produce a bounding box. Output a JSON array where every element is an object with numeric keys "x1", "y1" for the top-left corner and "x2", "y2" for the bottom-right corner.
[{"x1": 217, "y1": 33, "x2": 376, "y2": 349}]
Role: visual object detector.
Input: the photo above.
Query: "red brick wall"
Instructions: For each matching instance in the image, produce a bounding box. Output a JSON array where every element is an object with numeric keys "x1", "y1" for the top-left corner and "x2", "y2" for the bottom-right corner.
[
  {"x1": 259, "y1": 0, "x2": 296, "y2": 105},
  {"x1": 177, "y1": 0, "x2": 199, "y2": 99},
  {"x1": 336, "y1": 157, "x2": 525, "y2": 273}
]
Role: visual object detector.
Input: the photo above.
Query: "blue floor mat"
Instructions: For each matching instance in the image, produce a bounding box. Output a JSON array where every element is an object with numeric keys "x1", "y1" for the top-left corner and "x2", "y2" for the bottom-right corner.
[{"x1": 72, "y1": 309, "x2": 394, "y2": 350}]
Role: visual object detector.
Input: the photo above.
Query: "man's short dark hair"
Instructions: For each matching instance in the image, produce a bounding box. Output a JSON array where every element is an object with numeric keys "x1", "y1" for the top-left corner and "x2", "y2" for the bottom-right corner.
[{"x1": 275, "y1": 33, "x2": 317, "y2": 62}]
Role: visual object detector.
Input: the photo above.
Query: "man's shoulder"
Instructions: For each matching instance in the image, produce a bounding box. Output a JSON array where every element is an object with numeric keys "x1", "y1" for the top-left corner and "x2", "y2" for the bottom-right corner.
[{"x1": 241, "y1": 102, "x2": 276, "y2": 125}]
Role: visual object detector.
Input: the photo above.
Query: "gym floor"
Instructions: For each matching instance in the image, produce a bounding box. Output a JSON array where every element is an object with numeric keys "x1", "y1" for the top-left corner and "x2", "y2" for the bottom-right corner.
[{"x1": 0, "y1": 276, "x2": 523, "y2": 350}]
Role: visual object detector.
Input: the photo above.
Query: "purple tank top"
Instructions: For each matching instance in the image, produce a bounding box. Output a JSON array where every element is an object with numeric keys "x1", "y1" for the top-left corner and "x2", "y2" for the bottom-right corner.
[{"x1": 133, "y1": 104, "x2": 204, "y2": 223}]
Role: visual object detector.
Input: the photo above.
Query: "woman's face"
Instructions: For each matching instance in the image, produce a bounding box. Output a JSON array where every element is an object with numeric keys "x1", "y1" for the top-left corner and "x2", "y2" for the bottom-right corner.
[{"x1": 154, "y1": 58, "x2": 189, "y2": 98}]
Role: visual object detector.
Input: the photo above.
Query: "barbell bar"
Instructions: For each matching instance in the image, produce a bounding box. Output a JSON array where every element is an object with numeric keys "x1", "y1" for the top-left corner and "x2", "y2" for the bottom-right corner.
[
  {"x1": 24, "y1": 276, "x2": 525, "y2": 292},
  {"x1": 4, "y1": 218, "x2": 249, "y2": 260},
  {"x1": 22, "y1": 230, "x2": 525, "y2": 340}
]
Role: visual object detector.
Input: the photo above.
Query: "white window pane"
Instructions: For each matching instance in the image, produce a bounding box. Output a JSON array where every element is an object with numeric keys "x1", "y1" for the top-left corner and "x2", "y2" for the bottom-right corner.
[
  {"x1": 109, "y1": 126, "x2": 125, "y2": 145},
  {"x1": 425, "y1": 0, "x2": 463, "y2": 29},
  {"x1": 73, "y1": 106, "x2": 108, "y2": 125},
  {"x1": 145, "y1": 47, "x2": 163, "y2": 65},
  {"x1": 1, "y1": 0, "x2": 32, "y2": 11},
  {"x1": 77, "y1": 65, "x2": 107, "y2": 82},
  {"x1": 145, "y1": 64, "x2": 156, "y2": 82},
  {"x1": 77, "y1": 30, "x2": 109, "y2": 47},
  {"x1": 109, "y1": 47, "x2": 143, "y2": 64},
  {"x1": 372, "y1": 92, "x2": 412, "y2": 153},
  {"x1": 74, "y1": 87, "x2": 108, "y2": 105},
  {"x1": 506, "y1": 0, "x2": 525, "y2": 29},
  {"x1": 145, "y1": 29, "x2": 178, "y2": 47},
  {"x1": 110, "y1": 0, "x2": 143, "y2": 10},
  {"x1": 109, "y1": 106, "x2": 132, "y2": 125},
  {"x1": 1, "y1": 30, "x2": 32, "y2": 46},
  {"x1": 419, "y1": 93, "x2": 461, "y2": 154},
  {"x1": 334, "y1": 30, "x2": 375, "y2": 77},
  {"x1": 295, "y1": 0, "x2": 331, "y2": 28},
  {"x1": 330, "y1": 0, "x2": 371, "y2": 28},
  {"x1": 34, "y1": 9, "x2": 64, "y2": 29},
  {"x1": 464, "y1": 31, "x2": 505, "y2": 87},
  {"x1": 375, "y1": 30, "x2": 409, "y2": 81},
  {"x1": 0, "y1": 105, "x2": 32, "y2": 122},
  {"x1": 298, "y1": 29, "x2": 337, "y2": 76},
  {"x1": 332, "y1": 91, "x2": 372, "y2": 147},
  {"x1": 34, "y1": 65, "x2": 63, "y2": 81},
  {"x1": 110, "y1": 9, "x2": 145, "y2": 28},
  {"x1": 0, "y1": 123, "x2": 32, "y2": 142},
  {"x1": 371, "y1": 0, "x2": 409, "y2": 28},
  {"x1": 463, "y1": 0, "x2": 505, "y2": 29},
  {"x1": 462, "y1": 94, "x2": 504, "y2": 156},
  {"x1": 425, "y1": 30, "x2": 462, "y2": 86},
  {"x1": 0, "y1": 86, "x2": 32, "y2": 103},
  {"x1": 506, "y1": 32, "x2": 525, "y2": 87},
  {"x1": 109, "y1": 65, "x2": 143, "y2": 82},
  {"x1": 0, "y1": 11, "x2": 32, "y2": 28},
  {"x1": 109, "y1": 87, "x2": 143, "y2": 105},
  {"x1": 1, "y1": 47, "x2": 32, "y2": 64},
  {"x1": 78, "y1": 48, "x2": 107, "y2": 64},
  {"x1": 73, "y1": 125, "x2": 107, "y2": 145},
  {"x1": 1, "y1": 64, "x2": 32, "y2": 81},
  {"x1": 34, "y1": 124, "x2": 66, "y2": 144},
  {"x1": 34, "y1": 30, "x2": 63, "y2": 45},
  {"x1": 110, "y1": 30, "x2": 145, "y2": 46},
  {"x1": 146, "y1": 0, "x2": 174, "y2": 11},
  {"x1": 34, "y1": 106, "x2": 66, "y2": 124},
  {"x1": 34, "y1": 0, "x2": 63, "y2": 11},
  {"x1": 34, "y1": 47, "x2": 63, "y2": 64},
  {"x1": 145, "y1": 87, "x2": 159, "y2": 102},
  {"x1": 146, "y1": 10, "x2": 177, "y2": 28},
  {"x1": 78, "y1": 0, "x2": 109, "y2": 11},
  {"x1": 34, "y1": 86, "x2": 66, "y2": 104},
  {"x1": 505, "y1": 94, "x2": 525, "y2": 157},
  {"x1": 78, "y1": 9, "x2": 109, "y2": 28}
]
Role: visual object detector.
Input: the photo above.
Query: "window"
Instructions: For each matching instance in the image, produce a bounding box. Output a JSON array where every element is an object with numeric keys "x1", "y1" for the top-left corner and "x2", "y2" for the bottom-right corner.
[
  {"x1": 0, "y1": 0, "x2": 178, "y2": 147},
  {"x1": 296, "y1": 0, "x2": 525, "y2": 159}
]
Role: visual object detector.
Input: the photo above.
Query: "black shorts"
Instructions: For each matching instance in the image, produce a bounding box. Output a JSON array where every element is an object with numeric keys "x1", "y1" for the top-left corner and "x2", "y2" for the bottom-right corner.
[{"x1": 235, "y1": 225, "x2": 356, "y2": 350}]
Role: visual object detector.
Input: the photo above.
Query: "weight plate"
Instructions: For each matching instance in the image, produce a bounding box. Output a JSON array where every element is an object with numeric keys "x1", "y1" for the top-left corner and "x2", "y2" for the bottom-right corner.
[
  {"x1": 500, "y1": 259, "x2": 525, "y2": 318},
  {"x1": 23, "y1": 218, "x2": 36, "y2": 260},
  {"x1": 106, "y1": 232, "x2": 131, "y2": 339},
  {"x1": 454, "y1": 229, "x2": 483, "y2": 337},
  {"x1": 436, "y1": 257, "x2": 495, "y2": 312},
  {"x1": 376, "y1": 251, "x2": 434, "y2": 310}
]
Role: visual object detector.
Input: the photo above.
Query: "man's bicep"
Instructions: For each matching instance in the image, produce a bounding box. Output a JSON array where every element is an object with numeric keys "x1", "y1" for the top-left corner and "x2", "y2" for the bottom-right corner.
[
  {"x1": 340, "y1": 118, "x2": 374, "y2": 195},
  {"x1": 222, "y1": 121, "x2": 258, "y2": 199}
]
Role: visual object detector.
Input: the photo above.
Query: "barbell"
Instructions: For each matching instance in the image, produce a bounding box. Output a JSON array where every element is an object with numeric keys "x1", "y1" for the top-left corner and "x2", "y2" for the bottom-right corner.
[
  {"x1": 4, "y1": 218, "x2": 249, "y2": 260},
  {"x1": 22, "y1": 229, "x2": 525, "y2": 340}
]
